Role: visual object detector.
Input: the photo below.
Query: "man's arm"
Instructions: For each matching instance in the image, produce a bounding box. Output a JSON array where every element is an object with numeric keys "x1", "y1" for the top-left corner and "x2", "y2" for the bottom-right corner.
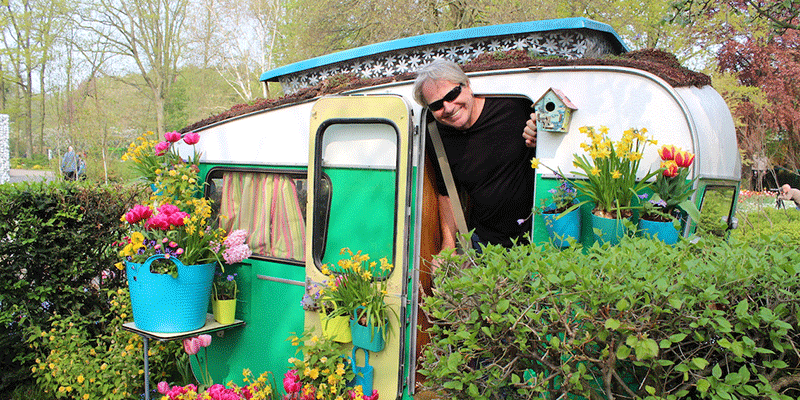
[{"x1": 437, "y1": 194, "x2": 457, "y2": 252}]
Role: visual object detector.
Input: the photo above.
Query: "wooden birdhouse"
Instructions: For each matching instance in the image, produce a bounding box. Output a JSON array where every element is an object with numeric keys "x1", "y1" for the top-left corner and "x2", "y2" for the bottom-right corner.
[{"x1": 534, "y1": 88, "x2": 577, "y2": 133}]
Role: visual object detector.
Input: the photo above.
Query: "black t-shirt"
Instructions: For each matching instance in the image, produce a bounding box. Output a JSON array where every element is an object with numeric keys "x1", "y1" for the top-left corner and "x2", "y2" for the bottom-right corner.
[{"x1": 428, "y1": 97, "x2": 535, "y2": 247}]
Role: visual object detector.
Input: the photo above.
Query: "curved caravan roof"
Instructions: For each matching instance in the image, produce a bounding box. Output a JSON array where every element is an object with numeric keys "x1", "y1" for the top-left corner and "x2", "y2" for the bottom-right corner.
[{"x1": 261, "y1": 18, "x2": 628, "y2": 94}]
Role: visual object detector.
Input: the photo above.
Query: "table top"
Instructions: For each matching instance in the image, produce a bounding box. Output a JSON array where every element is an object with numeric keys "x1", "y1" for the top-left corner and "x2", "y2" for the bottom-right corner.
[{"x1": 122, "y1": 314, "x2": 245, "y2": 341}]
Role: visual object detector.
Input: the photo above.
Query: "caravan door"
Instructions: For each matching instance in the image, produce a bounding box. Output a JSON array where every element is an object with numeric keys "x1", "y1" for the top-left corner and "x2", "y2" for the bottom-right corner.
[{"x1": 305, "y1": 95, "x2": 413, "y2": 398}]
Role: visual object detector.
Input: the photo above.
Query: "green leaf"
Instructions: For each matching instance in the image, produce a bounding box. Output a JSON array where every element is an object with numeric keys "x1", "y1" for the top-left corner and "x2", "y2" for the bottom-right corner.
[
  {"x1": 605, "y1": 318, "x2": 621, "y2": 330},
  {"x1": 692, "y1": 357, "x2": 709, "y2": 370},
  {"x1": 616, "y1": 298, "x2": 630, "y2": 311},
  {"x1": 697, "y1": 378, "x2": 710, "y2": 392},
  {"x1": 712, "y1": 363, "x2": 722, "y2": 379},
  {"x1": 496, "y1": 299, "x2": 510, "y2": 313},
  {"x1": 616, "y1": 345, "x2": 631, "y2": 360}
]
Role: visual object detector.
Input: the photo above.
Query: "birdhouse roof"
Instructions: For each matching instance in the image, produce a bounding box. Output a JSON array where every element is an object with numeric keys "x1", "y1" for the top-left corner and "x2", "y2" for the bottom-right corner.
[{"x1": 535, "y1": 88, "x2": 578, "y2": 110}]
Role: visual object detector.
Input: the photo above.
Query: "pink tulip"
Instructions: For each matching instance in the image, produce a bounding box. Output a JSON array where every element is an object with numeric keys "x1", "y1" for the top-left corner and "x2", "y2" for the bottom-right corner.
[
  {"x1": 197, "y1": 334, "x2": 212, "y2": 348},
  {"x1": 183, "y1": 132, "x2": 200, "y2": 145},
  {"x1": 183, "y1": 337, "x2": 200, "y2": 355},
  {"x1": 164, "y1": 131, "x2": 182, "y2": 143},
  {"x1": 158, "y1": 204, "x2": 181, "y2": 216},
  {"x1": 154, "y1": 141, "x2": 170, "y2": 156},
  {"x1": 124, "y1": 204, "x2": 152, "y2": 224}
]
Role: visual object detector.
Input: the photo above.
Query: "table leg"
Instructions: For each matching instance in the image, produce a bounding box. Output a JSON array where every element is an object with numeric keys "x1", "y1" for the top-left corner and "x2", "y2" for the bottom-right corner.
[{"x1": 143, "y1": 337, "x2": 150, "y2": 400}]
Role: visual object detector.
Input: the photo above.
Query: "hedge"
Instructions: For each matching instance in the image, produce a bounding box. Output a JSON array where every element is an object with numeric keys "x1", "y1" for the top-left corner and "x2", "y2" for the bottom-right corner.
[{"x1": 419, "y1": 233, "x2": 800, "y2": 400}]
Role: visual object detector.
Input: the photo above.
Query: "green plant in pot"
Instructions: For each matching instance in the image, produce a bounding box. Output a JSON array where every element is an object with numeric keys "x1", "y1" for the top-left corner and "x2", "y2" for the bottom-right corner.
[
  {"x1": 564, "y1": 125, "x2": 660, "y2": 219},
  {"x1": 318, "y1": 248, "x2": 397, "y2": 347}
]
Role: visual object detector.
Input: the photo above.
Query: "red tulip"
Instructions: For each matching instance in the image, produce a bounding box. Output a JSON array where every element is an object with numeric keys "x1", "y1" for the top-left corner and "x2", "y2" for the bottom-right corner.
[
  {"x1": 661, "y1": 160, "x2": 679, "y2": 177},
  {"x1": 658, "y1": 145, "x2": 678, "y2": 161},
  {"x1": 674, "y1": 150, "x2": 695, "y2": 168}
]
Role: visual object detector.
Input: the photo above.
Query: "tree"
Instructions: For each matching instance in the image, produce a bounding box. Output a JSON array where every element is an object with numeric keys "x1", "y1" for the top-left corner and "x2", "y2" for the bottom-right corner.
[
  {"x1": 718, "y1": 28, "x2": 800, "y2": 178},
  {"x1": 88, "y1": 0, "x2": 189, "y2": 136}
]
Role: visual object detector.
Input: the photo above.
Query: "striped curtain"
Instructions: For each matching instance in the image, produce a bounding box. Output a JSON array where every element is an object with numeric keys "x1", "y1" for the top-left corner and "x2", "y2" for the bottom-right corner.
[{"x1": 219, "y1": 172, "x2": 306, "y2": 261}]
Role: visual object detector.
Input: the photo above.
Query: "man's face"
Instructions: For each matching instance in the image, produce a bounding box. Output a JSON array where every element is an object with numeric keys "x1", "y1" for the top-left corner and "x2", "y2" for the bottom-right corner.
[{"x1": 421, "y1": 80, "x2": 477, "y2": 130}]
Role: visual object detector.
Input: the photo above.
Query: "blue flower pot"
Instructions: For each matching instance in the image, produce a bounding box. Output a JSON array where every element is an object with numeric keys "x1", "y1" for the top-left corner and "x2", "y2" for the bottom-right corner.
[
  {"x1": 541, "y1": 207, "x2": 581, "y2": 248},
  {"x1": 590, "y1": 214, "x2": 629, "y2": 246},
  {"x1": 638, "y1": 218, "x2": 679, "y2": 245}
]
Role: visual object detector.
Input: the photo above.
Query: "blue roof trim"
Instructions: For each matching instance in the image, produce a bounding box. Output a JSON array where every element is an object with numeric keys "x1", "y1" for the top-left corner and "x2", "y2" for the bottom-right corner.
[{"x1": 260, "y1": 18, "x2": 627, "y2": 82}]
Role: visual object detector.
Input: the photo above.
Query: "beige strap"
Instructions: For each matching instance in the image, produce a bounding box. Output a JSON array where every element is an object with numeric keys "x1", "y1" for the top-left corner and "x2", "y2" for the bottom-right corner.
[{"x1": 427, "y1": 121, "x2": 471, "y2": 251}]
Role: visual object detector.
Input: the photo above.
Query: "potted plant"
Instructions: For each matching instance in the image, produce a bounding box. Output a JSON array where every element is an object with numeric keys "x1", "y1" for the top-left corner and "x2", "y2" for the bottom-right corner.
[
  {"x1": 318, "y1": 248, "x2": 397, "y2": 351},
  {"x1": 115, "y1": 130, "x2": 252, "y2": 333},
  {"x1": 284, "y1": 329, "x2": 379, "y2": 400},
  {"x1": 529, "y1": 161, "x2": 580, "y2": 248},
  {"x1": 563, "y1": 126, "x2": 660, "y2": 245},
  {"x1": 212, "y1": 272, "x2": 239, "y2": 324},
  {"x1": 639, "y1": 145, "x2": 701, "y2": 244}
]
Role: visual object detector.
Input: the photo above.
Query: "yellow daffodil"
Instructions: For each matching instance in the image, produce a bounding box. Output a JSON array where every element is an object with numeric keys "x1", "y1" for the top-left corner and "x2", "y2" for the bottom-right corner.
[
  {"x1": 612, "y1": 170, "x2": 622, "y2": 179},
  {"x1": 530, "y1": 157, "x2": 540, "y2": 169}
]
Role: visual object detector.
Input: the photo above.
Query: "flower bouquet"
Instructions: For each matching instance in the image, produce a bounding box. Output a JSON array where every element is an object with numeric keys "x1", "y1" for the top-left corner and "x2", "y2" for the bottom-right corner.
[
  {"x1": 318, "y1": 248, "x2": 397, "y2": 346},
  {"x1": 566, "y1": 126, "x2": 660, "y2": 219},
  {"x1": 641, "y1": 144, "x2": 701, "y2": 223}
]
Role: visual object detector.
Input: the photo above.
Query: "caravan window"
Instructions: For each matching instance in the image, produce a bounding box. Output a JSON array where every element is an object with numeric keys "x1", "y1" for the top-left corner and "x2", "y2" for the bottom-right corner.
[
  {"x1": 206, "y1": 168, "x2": 331, "y2": 264},
  {"x1": 697, "y1": 185, "x2": 737, "y2": 237}
]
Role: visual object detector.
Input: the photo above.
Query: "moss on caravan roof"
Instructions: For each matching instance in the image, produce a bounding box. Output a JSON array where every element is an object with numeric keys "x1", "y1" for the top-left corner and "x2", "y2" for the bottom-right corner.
[{"x1": 181, "y1": 19, "x2": 710, "y2": 133}]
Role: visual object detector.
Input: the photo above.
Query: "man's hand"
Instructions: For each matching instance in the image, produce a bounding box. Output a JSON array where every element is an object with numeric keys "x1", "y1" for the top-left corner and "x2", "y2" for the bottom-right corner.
[{"x1": 523, "y1": 112, "x2": 537, "y2": 148}]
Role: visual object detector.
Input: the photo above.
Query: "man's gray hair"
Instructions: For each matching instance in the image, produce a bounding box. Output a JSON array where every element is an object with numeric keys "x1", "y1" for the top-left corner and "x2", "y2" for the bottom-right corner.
[{"x1": 412, "y1": 59, "x2": 470, "y2": 106}]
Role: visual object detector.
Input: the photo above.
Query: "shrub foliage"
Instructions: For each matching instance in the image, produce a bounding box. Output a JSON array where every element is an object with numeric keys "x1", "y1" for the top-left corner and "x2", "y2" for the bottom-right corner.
[
  {"x1": 419, "y1": 234, "x2": 800, "y2": 399},
  {"x1": 0, "y1": 182, "x2": 148, "y2": 396}
]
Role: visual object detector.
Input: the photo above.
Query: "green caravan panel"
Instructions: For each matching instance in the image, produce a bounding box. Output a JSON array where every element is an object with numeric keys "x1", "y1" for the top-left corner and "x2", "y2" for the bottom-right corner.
[
  {"x1": 199, "y1": 259, "x2": 306, "y2": 386},
  {"x1": 322, "y1": 168, "x2": 396, "y2": 264},
  {"x1": 307, "y1": 95, "x2": 412, "y2": 400}
]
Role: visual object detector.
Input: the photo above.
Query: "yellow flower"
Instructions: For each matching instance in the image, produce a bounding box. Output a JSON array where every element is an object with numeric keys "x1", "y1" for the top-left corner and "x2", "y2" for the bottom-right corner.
[
  {"x1": 612, "y1": 170, "x2": 621, "y2": 179},
  {"x1": 530, "y1": 158, "x2": 540, "y2": 169},
  {"x1": 591, "y1": 167, "x2": 601, "y2": 176},
  {"x1": 309, "y1": 368, "x2": 320, "y2": 380},
  {"x1": 77, "y1": 374, "x2": 85, "y2": 384},
  {"x1": 627, "y1": 152, "x2": 643, "y2": 161}
]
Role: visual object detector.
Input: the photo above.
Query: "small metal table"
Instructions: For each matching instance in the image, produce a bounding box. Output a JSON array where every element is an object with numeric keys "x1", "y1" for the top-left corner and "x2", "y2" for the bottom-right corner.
[{"x1": 122, "y1": 314, "x2": 245, "y2": 400}]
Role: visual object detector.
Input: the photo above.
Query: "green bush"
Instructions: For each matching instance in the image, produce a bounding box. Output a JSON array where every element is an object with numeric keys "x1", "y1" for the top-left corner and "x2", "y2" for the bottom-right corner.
[
  {"x1": 420, "y1": 234, "x2": 800, "y2": 399},
  {"x1": 26, "y1": 288, "x2": 181, "y2": 399},
  {"x1": 0, "y1": 181, "x2": 143, "y2": 396},
  {"x1": 733, "y1": 206, "x2": 800, "y2": 246}
]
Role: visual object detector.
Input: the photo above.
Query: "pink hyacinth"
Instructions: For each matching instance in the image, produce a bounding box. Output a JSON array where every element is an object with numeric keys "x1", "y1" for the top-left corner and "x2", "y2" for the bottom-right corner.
[
  {"x1": 183, "y1": 131, "x2": 200, "y2": 145},
  {"x1": 157, "y1": 381, "x2": 170, "y2": 394},
  {"x1": 224, "y1": 229, "x2": 248, "y2": 248},
  {"x1": 223, "y1": 244, "x2": 252, "y2": 265},
  {"x1": 154, "y1": 141, "x2": 170, "y2": 156},
  {"x1": 164, "y1": 131, "x2": 182, "y2": 143},
  {"x1": 124, "y1": 204, "x2": 152, "y2": 224}
]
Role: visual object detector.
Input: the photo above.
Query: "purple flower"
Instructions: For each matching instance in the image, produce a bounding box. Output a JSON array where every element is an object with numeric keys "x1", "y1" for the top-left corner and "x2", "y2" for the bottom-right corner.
[{"x1": 638, "y1": 193, "x2": 649, "y2": 200}]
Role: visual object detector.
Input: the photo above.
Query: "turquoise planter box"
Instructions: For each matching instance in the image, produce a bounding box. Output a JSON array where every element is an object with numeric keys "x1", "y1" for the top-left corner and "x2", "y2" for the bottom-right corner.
[
  {"x1": 541, "y1": 208, "x2": 581, "y2": 248},
  {"x1": 638, "y1": 219, "x2": 679, "y2": 245},
  {"x1": 590, "y1": 214, "x2": 629, "y2": 246},
  {"x1": 126, "y1": 255, "x2": 216, "y2": 333}
]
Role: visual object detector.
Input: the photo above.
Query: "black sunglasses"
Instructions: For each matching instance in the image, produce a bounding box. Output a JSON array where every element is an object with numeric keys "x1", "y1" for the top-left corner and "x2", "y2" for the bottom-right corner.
[{"x1": 427, "y1": 84, "x2": 463, "y2": 111}]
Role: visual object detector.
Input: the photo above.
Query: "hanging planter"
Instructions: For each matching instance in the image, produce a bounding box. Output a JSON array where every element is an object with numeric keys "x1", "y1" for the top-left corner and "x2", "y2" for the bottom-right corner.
[
  {"x1": 350, "y1": 307, "x2": 386, "y2": 352},
  {"x1": 638, "y1": 218, "x2": 679, "y2": 245},
  {"x1": 126, "y1": 254, "x2": 215, "y2": 333},
  {"x1": 320, "y1": 303, "x2": 352, "y2": 343},
  {"x1": 541, "y1": 205, "x2": 581, "y2": 248},
  {"x1": 349, "y1": 347, "x2": 374, "y2": 394},
  {"x1": 590, "y1": 213, "x2": 629, "y2": 246}
]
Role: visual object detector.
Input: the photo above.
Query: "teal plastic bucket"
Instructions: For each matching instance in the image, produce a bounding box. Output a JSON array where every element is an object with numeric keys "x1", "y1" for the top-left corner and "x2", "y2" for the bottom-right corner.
[{"x1": 126, "y1": 255, "x2": 216, "y2": 333}]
